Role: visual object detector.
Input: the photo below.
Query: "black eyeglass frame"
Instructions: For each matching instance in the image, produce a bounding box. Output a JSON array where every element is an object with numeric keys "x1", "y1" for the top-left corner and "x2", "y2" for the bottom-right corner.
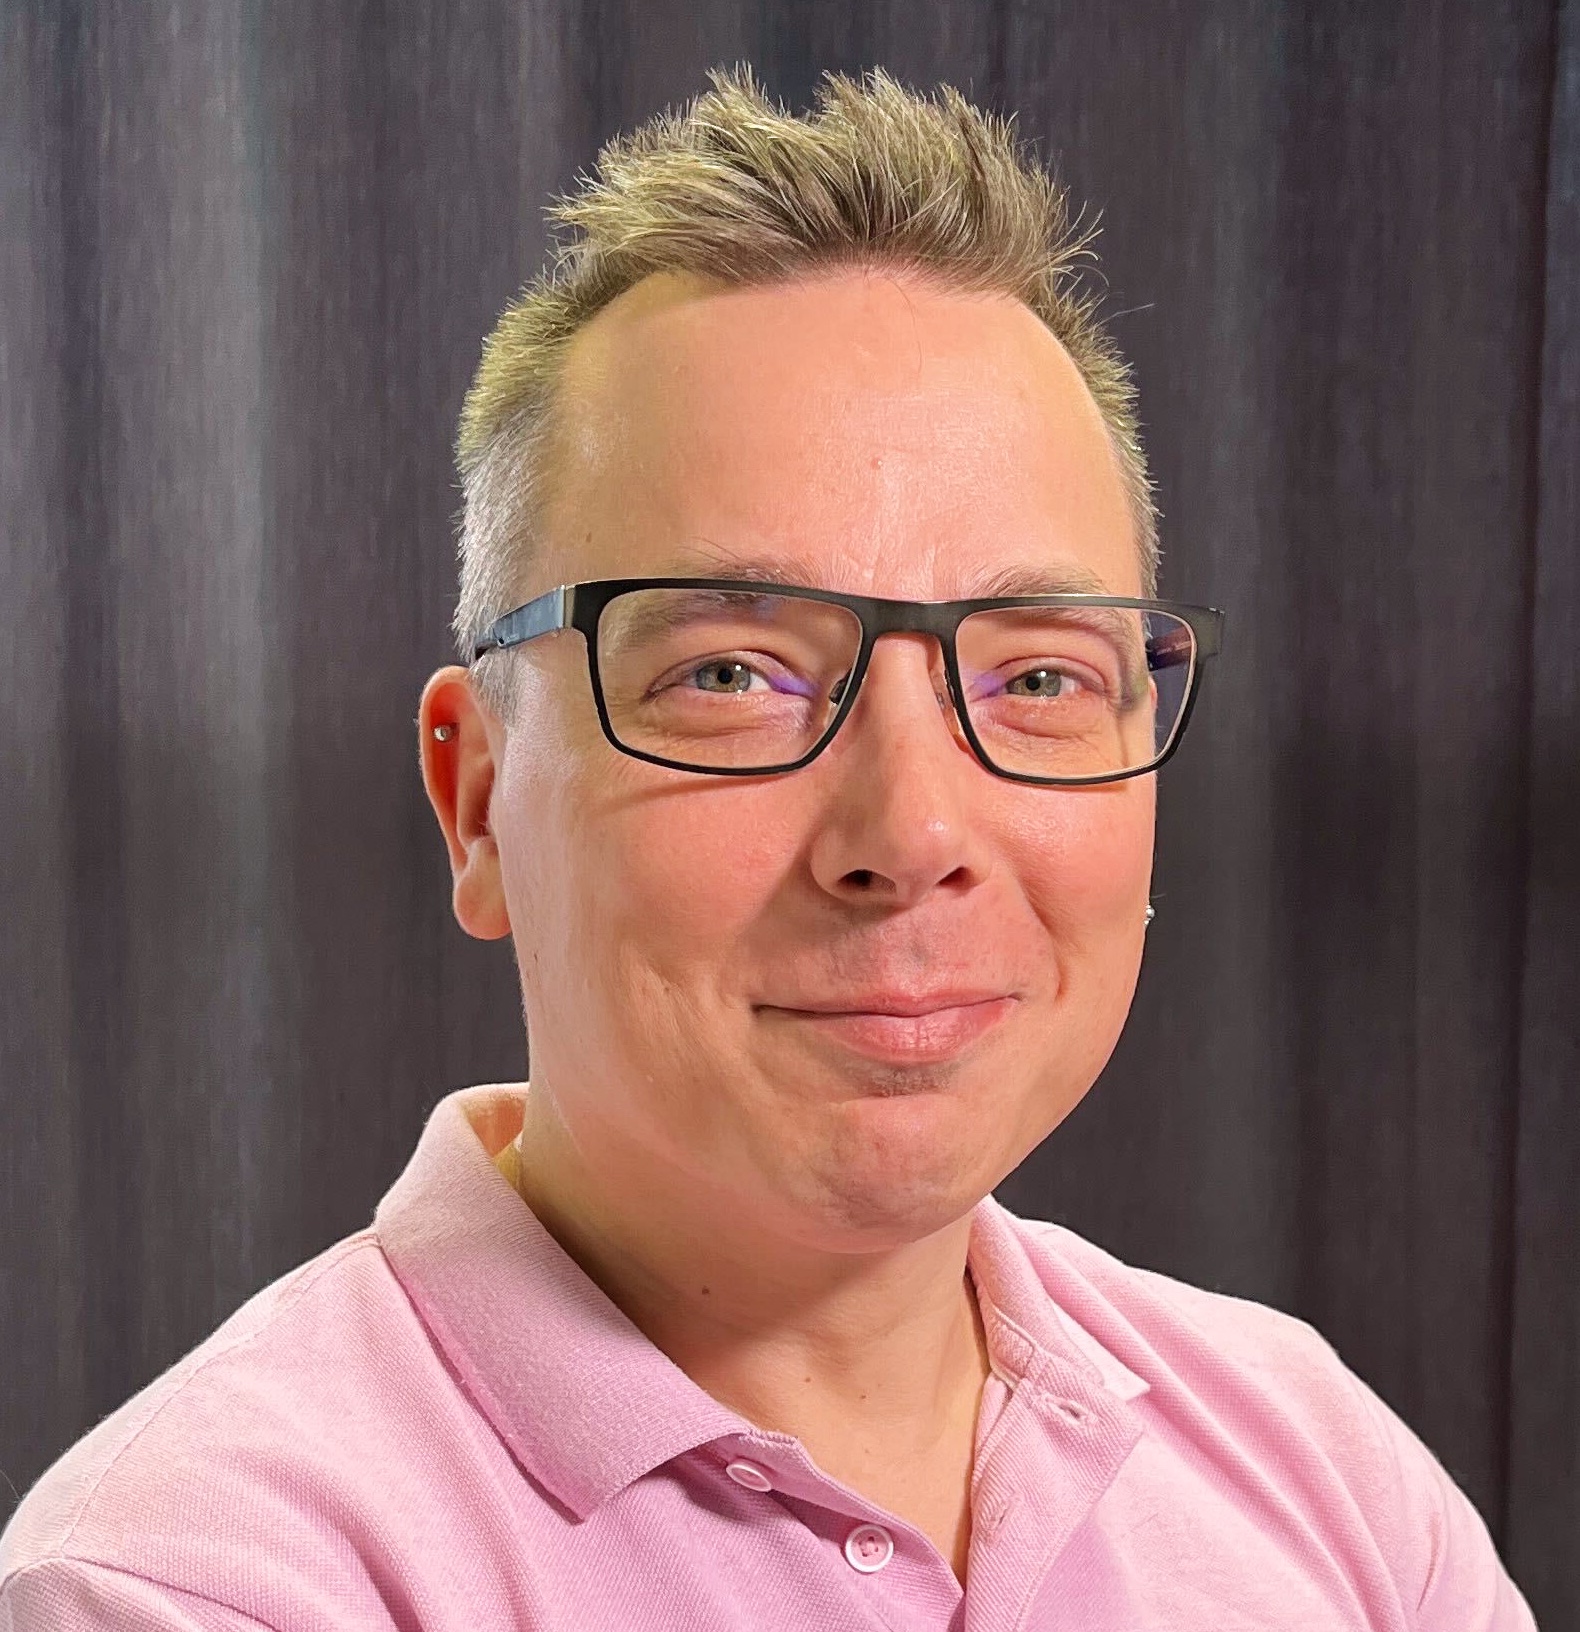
[{"x1": 471, "y1": 577, "x2": 1225, "y2": 787}]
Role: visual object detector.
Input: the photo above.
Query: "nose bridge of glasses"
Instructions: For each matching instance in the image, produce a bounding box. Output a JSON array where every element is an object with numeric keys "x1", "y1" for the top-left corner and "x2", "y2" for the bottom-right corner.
[
  {"x1": 841, "y1": 627, "x2": 966, "y2": 748},
  {"x1": 859, "y1": 595, "x2": 972, "y2": 709},
  {"x1": 860, "y1": 592, "x2": 961, "y2": 639}
]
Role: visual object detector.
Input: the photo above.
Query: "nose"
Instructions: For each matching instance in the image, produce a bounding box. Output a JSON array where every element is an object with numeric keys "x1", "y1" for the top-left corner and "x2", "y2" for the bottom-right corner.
[{"x1": 805, "y1": 634, "x2": 989, "y2": 908}]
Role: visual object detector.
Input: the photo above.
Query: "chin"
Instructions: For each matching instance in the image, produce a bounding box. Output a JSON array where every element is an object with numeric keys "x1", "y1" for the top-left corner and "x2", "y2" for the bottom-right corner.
[{"x1": 778, "y1": 1092, "x2": 1016, "y2": 1251}]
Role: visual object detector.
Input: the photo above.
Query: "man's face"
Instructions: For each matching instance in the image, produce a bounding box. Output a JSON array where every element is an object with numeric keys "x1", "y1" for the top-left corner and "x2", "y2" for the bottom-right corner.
[{"x1": 435, "y1": 268, "x2": 1154, "y2": 1252}]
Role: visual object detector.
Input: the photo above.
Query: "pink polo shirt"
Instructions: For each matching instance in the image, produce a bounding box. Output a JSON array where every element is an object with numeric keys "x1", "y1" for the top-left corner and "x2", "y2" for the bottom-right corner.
[{"x1": 1, "y1": 1083, "x2": 1537, "y2": 1630}]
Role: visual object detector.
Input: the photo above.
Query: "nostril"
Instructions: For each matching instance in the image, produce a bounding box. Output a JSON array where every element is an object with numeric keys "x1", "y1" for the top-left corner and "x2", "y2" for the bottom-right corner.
[{"x1": 847, "y1": 869, "x2": 875, "y2": 888}]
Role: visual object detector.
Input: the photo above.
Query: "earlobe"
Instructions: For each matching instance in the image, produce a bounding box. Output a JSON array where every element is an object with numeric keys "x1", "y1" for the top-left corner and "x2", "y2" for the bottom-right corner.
[
  {"x1": 417, "y1": 667, "x2": 513, "y2": 942},
  {"x1": 453, "y1": 840, "x2": 512, "y2": 941}
]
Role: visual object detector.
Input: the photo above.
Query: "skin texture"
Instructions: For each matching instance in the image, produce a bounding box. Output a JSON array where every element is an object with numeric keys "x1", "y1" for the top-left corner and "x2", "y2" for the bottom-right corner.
[{"x1": 417, "y1": 268, "x2": 1154, "y2": 1582}]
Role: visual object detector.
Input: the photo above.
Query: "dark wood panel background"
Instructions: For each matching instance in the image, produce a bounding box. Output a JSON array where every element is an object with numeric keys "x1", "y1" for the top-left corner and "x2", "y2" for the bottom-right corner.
[{"x1": 2, "y1": 2, "x2": 1574, "y2": 1623}]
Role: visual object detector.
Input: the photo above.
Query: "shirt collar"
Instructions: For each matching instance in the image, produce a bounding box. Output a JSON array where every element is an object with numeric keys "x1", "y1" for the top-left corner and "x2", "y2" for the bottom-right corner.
[
  {"x1": 967, "y1": 1197, "x2": 1152, "y2": 1403},
  {"x1": 374, "y1": 1084, "x2": 1147, "y2": 1520},
  {"x1": 374, "y1": 1084, "x2": 744, "y2": 1519}
]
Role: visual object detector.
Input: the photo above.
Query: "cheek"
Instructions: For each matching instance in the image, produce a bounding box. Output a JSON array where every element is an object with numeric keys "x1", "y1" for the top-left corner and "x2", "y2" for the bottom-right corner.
[
  {"x1": 579, "y1": 778, "x2": 799, "y2": 988},
  {"x1": 1003, "y1": 780, "x2": 1155, "y2": 992},
  {"x1": 991, "y1": 782, "x2": 1154, "y2": 1154}
]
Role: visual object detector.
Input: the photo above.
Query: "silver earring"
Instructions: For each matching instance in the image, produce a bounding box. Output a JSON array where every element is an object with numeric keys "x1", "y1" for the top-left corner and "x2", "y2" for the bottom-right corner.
[
  {"x1": 432, "y1": 724, "x2": 457, "y2": 742},
  {"x1": 1144, "y1": 905, "x2": 1156, "y2": 927}
]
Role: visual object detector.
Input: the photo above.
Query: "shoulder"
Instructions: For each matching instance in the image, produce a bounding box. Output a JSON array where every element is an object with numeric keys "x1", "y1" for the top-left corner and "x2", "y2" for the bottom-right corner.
[
  {"x1": 1000, "y1": 1209, "x2": 1537, "y2": 1631},
  {"x1": 0, "y1": 1557, "x2": 276, "y2": 1629},
  {"x1": 1003, "y1": 1209, "x2": 1358, "y2": 1393},
  {"x1": 0, "y1": 1231, "x2": 435, "y2": 1627}
]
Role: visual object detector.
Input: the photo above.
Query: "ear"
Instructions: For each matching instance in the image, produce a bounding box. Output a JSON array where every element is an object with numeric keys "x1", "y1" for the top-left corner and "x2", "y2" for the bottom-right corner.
[{"x1": 417, "y1": 666, "x2": 512, "y2": 940}]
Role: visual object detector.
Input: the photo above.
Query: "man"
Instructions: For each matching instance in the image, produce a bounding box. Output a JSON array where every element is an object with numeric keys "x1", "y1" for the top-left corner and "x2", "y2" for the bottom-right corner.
[{"x1": 1, "y1": 64, "x2": 1537, "y2": 1631}]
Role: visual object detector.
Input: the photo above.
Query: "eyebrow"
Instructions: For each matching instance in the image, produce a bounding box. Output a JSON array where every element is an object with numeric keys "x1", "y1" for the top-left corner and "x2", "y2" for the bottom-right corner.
[
  {"x1": 601, "y1": 585, "x2": 793, "y2": 651},
  {"x1": 656, "y1": 543, "x2": 1118, "y2": 599},
  {"x1": 971, "y1": 562, "x2": 1117, "y2": 598}
]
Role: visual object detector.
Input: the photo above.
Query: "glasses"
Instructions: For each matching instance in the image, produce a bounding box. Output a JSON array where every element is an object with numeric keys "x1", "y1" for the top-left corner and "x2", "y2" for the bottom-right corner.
[{"x1": 471, "y1": 577, "x2": 1224, "y2": 786}]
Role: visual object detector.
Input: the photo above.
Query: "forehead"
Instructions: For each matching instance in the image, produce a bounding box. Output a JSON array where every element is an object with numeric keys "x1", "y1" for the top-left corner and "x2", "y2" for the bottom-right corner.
[{"x1": 537, "y1": 268, "x2": 1141, "y2": 599}]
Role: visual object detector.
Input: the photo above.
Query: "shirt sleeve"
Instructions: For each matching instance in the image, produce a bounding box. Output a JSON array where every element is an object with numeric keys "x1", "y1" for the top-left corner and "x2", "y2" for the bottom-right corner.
[
  {"x1": 1338, "y1": 1364, "x2": 1540, "y2": 1632},
  {"x1": 1, "y1": 1558, "x2": 275, "y2": 1632}
]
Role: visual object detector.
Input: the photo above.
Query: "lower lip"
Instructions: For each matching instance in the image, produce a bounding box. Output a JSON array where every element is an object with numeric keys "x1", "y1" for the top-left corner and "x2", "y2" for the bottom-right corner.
[{"x1": 764, "y1": 997, "x2": 1017, "y2": 1065}]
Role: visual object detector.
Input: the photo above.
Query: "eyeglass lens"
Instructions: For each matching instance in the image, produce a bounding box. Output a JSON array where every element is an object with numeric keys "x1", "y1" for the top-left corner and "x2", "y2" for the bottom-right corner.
[{"x1": 594, "y1": 587, "x2": 1196, "y2": 777}]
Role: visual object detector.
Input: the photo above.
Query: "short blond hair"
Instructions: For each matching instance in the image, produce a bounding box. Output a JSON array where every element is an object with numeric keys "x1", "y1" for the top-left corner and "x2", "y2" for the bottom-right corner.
[{"x1": 454, "y1": 63, "x2": 1157, "y2": 722}]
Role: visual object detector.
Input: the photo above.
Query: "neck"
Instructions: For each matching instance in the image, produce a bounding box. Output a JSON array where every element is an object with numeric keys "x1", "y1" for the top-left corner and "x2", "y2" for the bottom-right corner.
[{"x1": 498, "y1": 1084, "x2": 991, "y2": 1580}]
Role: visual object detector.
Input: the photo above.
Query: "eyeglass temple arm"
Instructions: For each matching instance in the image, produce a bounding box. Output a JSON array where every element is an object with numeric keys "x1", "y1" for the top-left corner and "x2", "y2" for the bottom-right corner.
[
  {"x1": 1192, "y1": 608, "x2": 1226, "y2": 659},
  {"x1": 472, "y1": 585, "x2": 570, "y2": 662},
  {"x1": 1148, "y1": 607, "x2": 1224, "y2": 671}
]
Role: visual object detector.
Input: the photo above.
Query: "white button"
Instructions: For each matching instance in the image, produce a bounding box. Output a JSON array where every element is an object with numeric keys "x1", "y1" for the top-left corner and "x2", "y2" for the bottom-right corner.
[
  {"x1": 724, "y1": 1459, "x2": 774, "y2": 1492},
  {"x1": 843, "y1": 1522, "x2": 894, "y2": 1573}
]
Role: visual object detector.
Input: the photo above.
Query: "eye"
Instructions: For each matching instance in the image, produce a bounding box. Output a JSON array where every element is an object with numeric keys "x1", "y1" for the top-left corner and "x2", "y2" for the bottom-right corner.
[
  {"x1": 689, "y1": 659, "x2": 762, "y2": 694},
  {"x1": 1004, "y1": 667, "x2": 1086, "y2": 698}
]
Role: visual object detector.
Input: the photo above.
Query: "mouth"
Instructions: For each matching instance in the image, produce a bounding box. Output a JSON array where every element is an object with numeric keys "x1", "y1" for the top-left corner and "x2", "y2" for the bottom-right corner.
[{"x1": 755, "y1": 993, "x2": 1019, "y2": 1067}]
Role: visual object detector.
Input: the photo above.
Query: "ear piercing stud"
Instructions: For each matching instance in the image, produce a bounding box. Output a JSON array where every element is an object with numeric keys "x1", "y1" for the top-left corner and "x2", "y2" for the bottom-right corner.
[
  {"x1": 1144, "y1": 905, "x2": 1156, "y2": 927},
  {"x1": 432, "y1": 724, "x2": 457, "y2": 742}
]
